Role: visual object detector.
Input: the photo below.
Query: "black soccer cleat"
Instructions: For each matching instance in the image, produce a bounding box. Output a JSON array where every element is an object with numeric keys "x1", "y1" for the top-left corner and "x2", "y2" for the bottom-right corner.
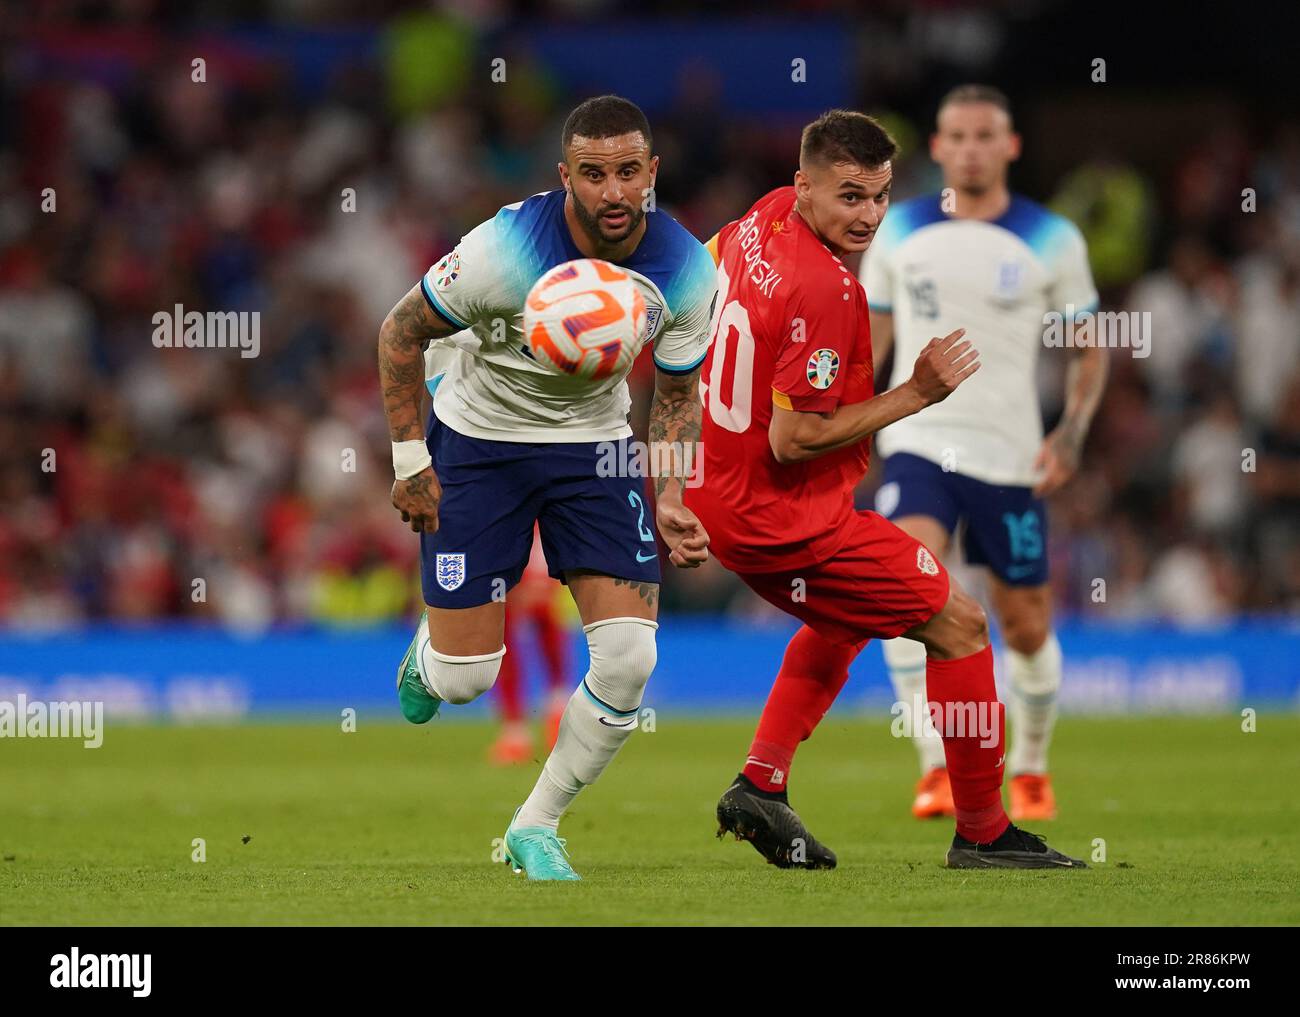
[
  {"x1": 715, "y1": 773, "x2": 837, "y2": 870},
  {"x1": 945, "y1": 822, "x2": 1088, "y2": 869}
]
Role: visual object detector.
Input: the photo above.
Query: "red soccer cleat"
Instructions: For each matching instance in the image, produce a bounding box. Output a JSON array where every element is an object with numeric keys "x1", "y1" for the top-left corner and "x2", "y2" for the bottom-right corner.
[
  {"x1": 488, "y1": 724, "x2": 533, "y2": 767},
  {"x1": 1009, "y1": 773, "x2": 1058, "y2": 821},
  {"x1": 1003, "y1": 775, "x2": 1055, "y2": 821},
  {"x1": 912, "y1": 766, "x2": 956, "y2": 819}
]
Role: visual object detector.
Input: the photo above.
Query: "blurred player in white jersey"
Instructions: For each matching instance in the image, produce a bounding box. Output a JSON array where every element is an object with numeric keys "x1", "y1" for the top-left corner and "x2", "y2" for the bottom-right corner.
[
  {"x1": 861, "y1": 85, "x2": 1107, "y2": 821},
  {"x1": 378, "y1": 96, "x2": 715, "y2": 879}
]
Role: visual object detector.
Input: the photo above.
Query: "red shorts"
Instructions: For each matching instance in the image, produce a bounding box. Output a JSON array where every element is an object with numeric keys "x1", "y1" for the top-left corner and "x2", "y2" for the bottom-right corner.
[{"x1": 736, "y1": 510, "x2": 950, "y2": 646}]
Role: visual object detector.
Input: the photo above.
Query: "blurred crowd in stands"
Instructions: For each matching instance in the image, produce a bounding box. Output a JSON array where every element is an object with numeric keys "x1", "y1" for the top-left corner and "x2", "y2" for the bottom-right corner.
[{"x1": 2, "y1": 5, "x2": 1298, "y2": 630}]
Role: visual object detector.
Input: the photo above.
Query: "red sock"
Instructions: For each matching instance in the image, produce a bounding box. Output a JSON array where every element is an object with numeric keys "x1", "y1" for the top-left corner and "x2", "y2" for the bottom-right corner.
[
  {"x1": 495, "y1": 612, "x2": 523, "y2": 723},
  {"x1": 742, "y1": 625, "x2": 862, "y2": 793},
  {"x1": 925, "y1": 644, "x2": 1010, "y2": 843},
  {"x1": 530, "y1": 602, "x2": 568, "y2": 692}
]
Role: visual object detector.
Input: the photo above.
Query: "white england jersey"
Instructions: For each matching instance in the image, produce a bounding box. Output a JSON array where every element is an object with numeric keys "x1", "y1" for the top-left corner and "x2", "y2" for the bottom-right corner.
[
  {"x1": 419, "y1": 190, "x2": 717, "y2": 443},
  {"x1": 860, "y1": 193, "x2": 1098, "y2": 486}
]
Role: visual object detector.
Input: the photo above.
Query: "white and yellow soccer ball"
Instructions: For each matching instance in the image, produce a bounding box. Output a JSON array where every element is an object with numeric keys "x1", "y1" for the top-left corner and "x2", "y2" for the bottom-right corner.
[{"x1": 524, "y1": 258, "x2": 646, "y2": 381}]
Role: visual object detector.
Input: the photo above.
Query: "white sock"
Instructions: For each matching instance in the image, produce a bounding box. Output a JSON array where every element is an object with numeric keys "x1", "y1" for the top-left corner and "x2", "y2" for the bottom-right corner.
[
  {"x1": 514, "y1": 618, "x2": 656, "y2": 830},
  {"x1": 415, "y1": 613, "x2": 505, "y2": 704},
  {"x1": 1006, "y1": 632, "x2": 1063, "y2": 775},
  {"x1": 882, "y1": 636, "x2": 947, "y2": 774},
  {"x1": 515, "y1": 768, "x2": 574, "y2": 831}
]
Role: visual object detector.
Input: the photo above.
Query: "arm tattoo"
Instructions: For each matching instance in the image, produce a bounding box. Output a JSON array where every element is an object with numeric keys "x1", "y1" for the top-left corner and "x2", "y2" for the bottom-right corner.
[
  {"x1": 403, "y1": 469, "x2": 437, "y2": 504},
  {"x1": 378, "y1": 285, "x2": 448, "y2": 442},
  {"x1": 648, "y1": 366, "x2": 704, "y2": 499}
]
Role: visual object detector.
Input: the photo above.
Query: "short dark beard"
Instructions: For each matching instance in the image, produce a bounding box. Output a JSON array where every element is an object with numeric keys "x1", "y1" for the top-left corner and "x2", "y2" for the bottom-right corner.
[{"x1": 570, "y1": 193, "x2": 645, "y2": 248}]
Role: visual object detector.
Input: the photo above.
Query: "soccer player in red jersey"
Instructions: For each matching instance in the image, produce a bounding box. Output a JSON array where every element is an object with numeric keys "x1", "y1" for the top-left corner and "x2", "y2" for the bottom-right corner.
[
  {"x1": 685, "y1": 110, "x2": 1085, "y2": 869},
  {"x1": 488, "y1": 527, "x2": 571, "y2": 765}
]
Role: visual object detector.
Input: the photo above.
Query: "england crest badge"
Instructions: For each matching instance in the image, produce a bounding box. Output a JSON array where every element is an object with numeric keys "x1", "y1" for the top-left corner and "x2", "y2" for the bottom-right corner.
[
  {"x1": 642, "y1": 304, "x2": 663, "y2": 342},
  {"x1": 994, "y1": 258, "x2": 1024, "y2": 304},
  {"x1": 436, "y1": 553, "x2": 466, "y2": 591}
]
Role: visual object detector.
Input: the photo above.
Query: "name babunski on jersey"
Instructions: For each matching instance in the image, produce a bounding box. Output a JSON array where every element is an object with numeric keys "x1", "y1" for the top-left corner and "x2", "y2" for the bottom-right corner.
[{"x1": 733, "y1": 209, "x2": 784, "y2": 298}]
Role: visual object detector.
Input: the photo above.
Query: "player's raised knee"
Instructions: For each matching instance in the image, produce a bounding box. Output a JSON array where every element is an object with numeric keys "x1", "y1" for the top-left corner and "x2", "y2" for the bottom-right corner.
[
  {"x1": 1002, "y1": 617, "x2": 1050, "y2": 656},
  {"x1": 427, "y1": 645, "x2": 506, "y2": 704},
  {"x1": 583, "y1": 616, "x2": 659, "y2": 711},
  {"x1": 925, "y1": 587, "x2": 989, "y2": 658},
  {"x1": 955, "y1": 591, "x2": 990, "y2": 647}
]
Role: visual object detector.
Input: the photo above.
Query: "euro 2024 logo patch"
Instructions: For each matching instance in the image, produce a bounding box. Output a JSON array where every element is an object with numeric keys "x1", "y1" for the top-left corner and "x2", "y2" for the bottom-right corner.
[
  {"x1": 807, "y1": 348, "x2": 840, "y2": 390},
  {"x1": 436, "y1": 553, "x2": 466, "y2": 591},
  {"x1": 433, "y1": 251, "x2": 461, "y2": 290}
]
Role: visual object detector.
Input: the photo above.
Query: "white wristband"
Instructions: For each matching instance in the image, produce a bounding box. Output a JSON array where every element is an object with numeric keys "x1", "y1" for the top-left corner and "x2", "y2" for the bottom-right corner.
[{"x1": 392, "y1": 440, "x2": 432, "y2": 480}]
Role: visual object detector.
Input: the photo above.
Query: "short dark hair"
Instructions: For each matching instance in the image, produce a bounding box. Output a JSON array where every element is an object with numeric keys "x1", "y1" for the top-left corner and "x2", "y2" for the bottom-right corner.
[
  {"x1": 562, "y1": 95, "x2": 652, "y2": 154},
  {"x1": 799, "y1": 110, "x2": 897, "y2": 171},
  {"x1": 937, "y1": 84, "x2": 1013, "y2": 123}
]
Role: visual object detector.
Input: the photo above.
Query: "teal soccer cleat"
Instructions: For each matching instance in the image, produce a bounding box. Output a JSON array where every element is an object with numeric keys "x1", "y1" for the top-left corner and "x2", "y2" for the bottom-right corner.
[
  {"x1": 502, "y1": 807, "x2": 581, "y2": 881},
  {"x1": 396, "y1": 611, "x2": 441, "y2": 724}
]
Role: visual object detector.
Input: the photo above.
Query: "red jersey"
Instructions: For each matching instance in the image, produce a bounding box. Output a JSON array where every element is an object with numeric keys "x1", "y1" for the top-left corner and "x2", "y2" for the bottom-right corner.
[{"x1": 686, "y1": 187, "x2": 874, "y2": 573}]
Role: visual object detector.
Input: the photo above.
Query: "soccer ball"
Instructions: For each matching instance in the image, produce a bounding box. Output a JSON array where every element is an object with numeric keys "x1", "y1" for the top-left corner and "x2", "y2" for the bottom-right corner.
[{"x1": 524, "y1": 258, "x2": 646, "y2": 380}]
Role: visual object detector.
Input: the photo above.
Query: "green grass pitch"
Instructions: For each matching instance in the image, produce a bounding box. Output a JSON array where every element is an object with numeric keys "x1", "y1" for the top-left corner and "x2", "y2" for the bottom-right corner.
[{"x1": 3, "y1": 713, "x2": 1298, "y2": 925}]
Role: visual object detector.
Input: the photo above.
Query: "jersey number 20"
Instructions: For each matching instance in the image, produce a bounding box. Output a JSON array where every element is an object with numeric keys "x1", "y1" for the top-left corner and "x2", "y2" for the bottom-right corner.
[{"x1": 702, "y1": 259, "x2": 755, "y2": 434}]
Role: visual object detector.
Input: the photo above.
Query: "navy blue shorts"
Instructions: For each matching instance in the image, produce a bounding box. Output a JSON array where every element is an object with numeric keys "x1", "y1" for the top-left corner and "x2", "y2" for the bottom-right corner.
[
  {"x1": 418, "y1": 406, "x2": 661, "y2": 609},
  {"x1": 874, "y1": 452, "x2": 1048, "y2": 586}
]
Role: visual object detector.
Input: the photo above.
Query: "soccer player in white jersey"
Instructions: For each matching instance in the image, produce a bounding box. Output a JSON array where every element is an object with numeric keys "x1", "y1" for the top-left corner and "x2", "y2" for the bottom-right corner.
[
  {"x1": 377, "y1": 96, "x2": 716, "y2": 879},
  {"x1": 860, "y1": 85, "x2": 1108, "y2": 821}
]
